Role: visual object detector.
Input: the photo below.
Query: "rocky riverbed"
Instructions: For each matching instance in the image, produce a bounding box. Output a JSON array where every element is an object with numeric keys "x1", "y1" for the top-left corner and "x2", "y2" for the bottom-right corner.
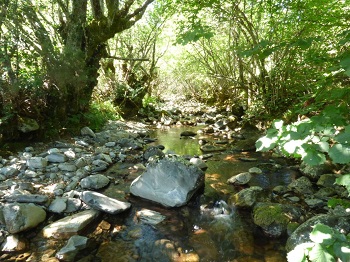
[{"x1": 1, "y1": 103, "x2": 350, "y2": 261}]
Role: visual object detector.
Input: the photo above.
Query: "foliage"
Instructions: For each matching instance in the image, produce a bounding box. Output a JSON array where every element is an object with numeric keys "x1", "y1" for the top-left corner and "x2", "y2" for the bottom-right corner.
[
  {"x1": 327, "y1": 198, "x2": 350, "y2": 209},
  {"x1": 80, "y1": 101, "x2": 122, "y2": 131},
  {"x1": 287, "y1": 224, "x2": 350, "y2": 262},
  {"x1": 256, "y1": 104, "x2": 350, "y2": 166}
]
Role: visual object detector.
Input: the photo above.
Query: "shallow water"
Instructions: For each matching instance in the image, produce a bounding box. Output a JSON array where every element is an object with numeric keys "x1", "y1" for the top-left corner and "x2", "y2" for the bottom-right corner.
[{"x1": 100, "y1": 126, "x2": 290, "y2": 261}]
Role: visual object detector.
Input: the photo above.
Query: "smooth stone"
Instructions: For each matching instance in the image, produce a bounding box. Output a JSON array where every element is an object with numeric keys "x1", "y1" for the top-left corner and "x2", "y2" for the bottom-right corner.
[
  {"x1": 81, "y1": 191, "x2": 131, "y2": 214},
  {"x1": 42, "y1": 209, "x2": 100, "y2": 239},
  {"x1": 48, "y1": 197, "x2": 68, "y2": 213},
  {"x1": 130, "y1": 158, "x2": 204, "y2": 207},
  {"x1": 80, "y1": 174, "x2": 110, "y2": 190},
  {"x1": 81, "y1": 126, "x2": 96, "y2": 138},
  {"x1": 47, "y1": 153, "x2": 67, "y2": 163},
  {"x1": 58, "y1": 163, "x2": 77, "y2": 172},
  {"x1": 4, "y1": 194, "x2": 48, "y2": 204},
  {"x1": 56, "y1": 235, "x2": 89, "y2": 261},
  {"x1": 3, "y1": 203, "x2": 46, "y2": 233},
  {"x1": 27, "y1": 157, "x2": 48, "y2": 169},
  {"x1": 136, "y1": 209, "x2": 166, "y2": 225},
  {"x1": 200, "y1": 144, "x2": 226, "y2": 152}
]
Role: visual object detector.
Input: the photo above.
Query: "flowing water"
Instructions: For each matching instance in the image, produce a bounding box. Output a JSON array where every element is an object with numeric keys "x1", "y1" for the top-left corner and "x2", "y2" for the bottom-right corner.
[{"x1": 100, "y1": 126, "x2": 292, "y2": 262}]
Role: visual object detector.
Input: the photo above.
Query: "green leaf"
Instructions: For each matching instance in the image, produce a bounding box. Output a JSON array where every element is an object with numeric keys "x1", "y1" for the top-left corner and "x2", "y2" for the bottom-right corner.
[
  {"x1": 301, "y1": 146, "x2": 327, "y2": 166},
  {"x1": 333, "y1": 242, "x2": 350, "y2": 262},
  {"x1": 335, "y1": 174, "x2": 350, "y2": 193},
  {"x1": 334, "y1": 129, "x2": 350, "y2": 144},
  {"x1": 308, "y1": 243, "x2": 335, "y2": 262},
  {"x1": 315, "y1": 141, "x2": 330, "y2": 153},
  {"x1": 329, "y1": 144, "x2": 350, "y2": 164},
  {"x1": 310, "y1": 224, "x2": 335, "y2": 246},
  {"x1": 327, "y1": 198, "x2": 350, "y2": 209}
]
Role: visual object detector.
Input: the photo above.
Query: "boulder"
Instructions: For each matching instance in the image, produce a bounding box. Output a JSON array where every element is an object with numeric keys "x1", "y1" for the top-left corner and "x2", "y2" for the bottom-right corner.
[
  {"x1": 130, "y1": 158, "x2": 204, "y2": 207},
  {"x1": 253, "y1": 202, "x2": 302, "y2": 237},
  {"x1": 286, "y1": 213, "x2": 350, "y2": 252},
  {"x1": 228, "y1": 186, "x2": 263, "y2": 207},
  {"x1": 17, "y1": 117, "x2": 39, "y2": 133},
  {"x1": 3, "y1": 203, "x2": 46, "y2": 233}
]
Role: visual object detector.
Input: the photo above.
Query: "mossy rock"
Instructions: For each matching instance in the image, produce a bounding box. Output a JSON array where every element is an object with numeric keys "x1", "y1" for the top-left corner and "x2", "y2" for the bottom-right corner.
[{"x1": 253, "y1": 202, "x2": 302, "y2": 237}]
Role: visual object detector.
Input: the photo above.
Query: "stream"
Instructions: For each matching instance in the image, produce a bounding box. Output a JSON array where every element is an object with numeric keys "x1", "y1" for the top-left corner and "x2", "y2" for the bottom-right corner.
[{"x1": 97, "y1": 126, "x2": 290, "y2": 261}]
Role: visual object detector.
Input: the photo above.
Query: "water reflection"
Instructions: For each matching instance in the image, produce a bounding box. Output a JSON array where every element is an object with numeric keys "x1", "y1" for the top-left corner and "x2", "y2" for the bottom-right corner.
[
  {"x1": 103, "y1": 126, "x2": 289, "y2": 261},
  {"x1": 149, "y1": 126, "x2": 204, "y2": 156}
]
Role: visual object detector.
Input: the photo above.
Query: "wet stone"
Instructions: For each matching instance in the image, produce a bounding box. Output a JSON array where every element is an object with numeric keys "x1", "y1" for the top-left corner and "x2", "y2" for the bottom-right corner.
[
  {"x1": 227, "y1": 172, "x2": 252, "y2": 185},
  {"x1": 55, "y1": 235, "x2": 89, "y2": 261},
  {"x1": 81, "y1": 191, "x2": 131, "y2": 214},
  {"x1": 136, "y1": 209, "x2": 166, "y2": 225}
]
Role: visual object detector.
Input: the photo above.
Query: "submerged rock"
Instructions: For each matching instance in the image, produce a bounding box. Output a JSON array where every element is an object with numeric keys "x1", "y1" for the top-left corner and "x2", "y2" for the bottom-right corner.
[
  {"x1": 56, "y1": 235, "x2": 89, "y2": 261},
  {"x1": 130, "y1": 157, "x2": 205, "y2": 207},
  {"x1": 81, "y1": 191, "x2": 131, "y2": 214},
  {"x1": 286, "y1": 213, "x2": 350, "y2": 252},
  {"x1": 253, "y1": 202, "x2": 302, "y2": 237}
]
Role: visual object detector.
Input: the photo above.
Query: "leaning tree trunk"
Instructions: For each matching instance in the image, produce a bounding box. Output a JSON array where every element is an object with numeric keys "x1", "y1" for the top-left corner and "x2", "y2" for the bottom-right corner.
[{"x1": 47, "y1": 0, "x2": 155, "y2": 121}]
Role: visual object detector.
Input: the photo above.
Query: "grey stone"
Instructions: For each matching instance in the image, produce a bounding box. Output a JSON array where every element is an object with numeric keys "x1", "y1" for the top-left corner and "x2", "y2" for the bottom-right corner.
[
  {"x1": 17, "y1": 117, "x2": 39, "y2": 133},
  {"x1": 136, "y1": 209, "x2": 166, "y2": 225},
  {"x1": 49, "y1": 197, "x2": 68, "y2": 213},
  {"x1": 3, "y1": 203, "x2": 46, "y2": 233},
  {"x1": 27, "y1": 157, "x2": 48, "y2": 169},
  {"x1": 286, "y1": 214, "x2": 350, "y2": 252},
  {"x1": 249, "y1": 167, "x2": 263, "y2": 174},
  {"x1": 189, "y1": 158, "x2": 208, "y2": 171},
  {"x1": 58, "y1": 163, "x2": 77, "y2": 172},
  {"x1": 80, "y1": 174, "x2": 110, "y2": 190},
  {"x1": 42, "y1": 209, "x2": 100, "y2": 239},
  {"x1": 65, "y1": 198, "x2": 82, "y2": 213},
  {"x1": 143, "y1": 146, "x2": 165, "y2": 161},
  {"x1": 0, "y1": 166, "x2": 19, "y2": 177},
  {"x1": 228, "y1": 186, "x2": 263, "y2": 207},
  {"x1": 81, "y1": 126, "x2": 96, "y2": 138},
  {"x1": 130, "y1": 158, "x2": 205, "y2": 207},
  {"x1": 227, "y1": 172, "x2": 252, "y2": 185},
  {"x1": 56, "y1": 235, "x2": 89, "y2": 261},
  {"x1": 81, "y1": 191, "x2": 131, "y2": 214},
  {"x1": 47, "y1": 153, "x2": 67, "y2": 163},
  {"x1": 5, "y1": 194, "x2": 48, "y2": 204},
  {"x1": 24, "y1": 169, "x2": 39, "y2": 178}
]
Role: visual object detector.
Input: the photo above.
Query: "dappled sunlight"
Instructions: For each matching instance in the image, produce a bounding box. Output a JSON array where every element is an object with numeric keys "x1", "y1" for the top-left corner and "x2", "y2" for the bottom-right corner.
[
  {"x1": 223, "y1": 155, "x2": 239, "y2": 162},
  {"x1": 206, "y1": 173, "x2": 222, "y2": 181}
]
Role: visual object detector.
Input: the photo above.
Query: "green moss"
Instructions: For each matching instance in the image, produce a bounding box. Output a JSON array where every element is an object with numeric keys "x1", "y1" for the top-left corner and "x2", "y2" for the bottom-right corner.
[{"x1": 253, "y1": 203, "x2": 289, "y2": 227}]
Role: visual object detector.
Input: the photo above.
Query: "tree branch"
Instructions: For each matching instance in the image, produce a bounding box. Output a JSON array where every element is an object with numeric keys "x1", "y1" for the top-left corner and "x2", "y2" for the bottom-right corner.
[{"x1": 107, "y1": 56, "x2": 149, "y2": 61}]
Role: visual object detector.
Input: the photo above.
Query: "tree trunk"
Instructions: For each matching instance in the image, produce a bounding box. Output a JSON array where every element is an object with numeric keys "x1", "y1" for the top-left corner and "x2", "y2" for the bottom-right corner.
[{"x1": 45, "y1": 0, "x2": 154, "y2": 122}]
